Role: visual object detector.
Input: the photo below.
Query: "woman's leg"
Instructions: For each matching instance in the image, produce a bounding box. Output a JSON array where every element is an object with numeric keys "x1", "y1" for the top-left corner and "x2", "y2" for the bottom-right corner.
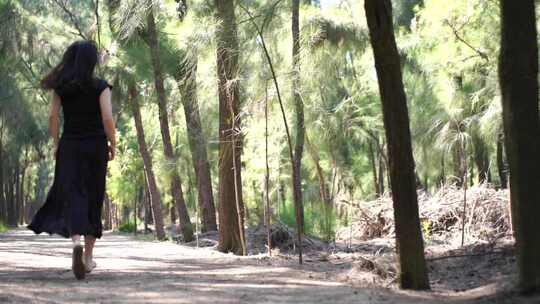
[
  {"x1": 84, "y1": 235, "x2": 96, "y2": 264},
  {"x1": 72, "y1": 235, "x2": 81, "y2": 246},
  {"x1": 71, "y1": 234, "x2": 85, "y2": 279}
]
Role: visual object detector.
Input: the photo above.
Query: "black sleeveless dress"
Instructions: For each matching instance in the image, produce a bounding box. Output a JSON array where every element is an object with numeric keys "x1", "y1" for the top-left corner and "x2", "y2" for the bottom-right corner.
[{"x1": 28, "y1": 78, "x2": 113, "y2": 239}]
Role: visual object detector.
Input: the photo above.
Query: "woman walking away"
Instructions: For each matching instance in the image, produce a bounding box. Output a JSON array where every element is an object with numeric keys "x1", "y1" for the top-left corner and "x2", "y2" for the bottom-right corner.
[{"x1": 28, "y1": 40, "x2": 116, "y2": 280}]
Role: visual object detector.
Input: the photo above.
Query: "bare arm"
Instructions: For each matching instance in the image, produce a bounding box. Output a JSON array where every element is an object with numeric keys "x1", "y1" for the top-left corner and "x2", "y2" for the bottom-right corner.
[
  {"x1": 48, "y1": 92, "x2": 61, "y2": 149},
  {"x1": 99, "y1": 87, "x2": 116, "y2": 160}
]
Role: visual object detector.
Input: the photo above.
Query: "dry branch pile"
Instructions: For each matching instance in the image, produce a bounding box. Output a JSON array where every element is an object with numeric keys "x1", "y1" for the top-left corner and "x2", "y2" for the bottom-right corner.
[
  {"x1": 247, "y1": 222, "x2": 327, "y2": 254},
  {"x1": 181, "y1": 222, "x2": 327, "y2": 255},
  {"x1": 337, "y1": 185, "x2": 511, "y2": 245}
]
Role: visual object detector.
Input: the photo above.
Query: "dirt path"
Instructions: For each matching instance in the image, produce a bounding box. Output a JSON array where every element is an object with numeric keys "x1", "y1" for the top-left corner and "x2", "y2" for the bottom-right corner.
[{"x1": 0, "y1": 229, "x2": 537, "y2": 304}]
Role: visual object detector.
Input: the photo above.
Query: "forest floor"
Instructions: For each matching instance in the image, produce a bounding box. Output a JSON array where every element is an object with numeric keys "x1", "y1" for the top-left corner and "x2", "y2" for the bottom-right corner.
[{"x1": 1, "y1": 228, "x2": 539, "y2": 304}]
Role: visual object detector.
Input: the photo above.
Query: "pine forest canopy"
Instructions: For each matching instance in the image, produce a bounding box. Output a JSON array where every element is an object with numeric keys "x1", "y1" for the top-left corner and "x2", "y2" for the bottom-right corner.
[{"x1": 0, "y1": 0, "x2": 539, "y2": 294}]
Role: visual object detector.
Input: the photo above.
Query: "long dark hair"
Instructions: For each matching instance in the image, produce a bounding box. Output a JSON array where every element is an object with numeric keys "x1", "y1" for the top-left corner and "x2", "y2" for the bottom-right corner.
[{"x1": 41, "y1": 40, "x2": 98, "y2": 91}]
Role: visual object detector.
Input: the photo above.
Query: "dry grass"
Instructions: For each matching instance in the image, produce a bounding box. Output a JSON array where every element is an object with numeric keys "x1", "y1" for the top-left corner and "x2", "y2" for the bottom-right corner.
[{"x1": 337, "y1": 185, "x2": 511, "y2": 246}]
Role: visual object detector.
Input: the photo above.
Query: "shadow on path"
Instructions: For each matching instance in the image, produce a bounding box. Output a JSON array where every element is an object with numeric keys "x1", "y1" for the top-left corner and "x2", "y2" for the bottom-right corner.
[{"x1": 0, "y1": 229, "x2": 537, "y2": 304}]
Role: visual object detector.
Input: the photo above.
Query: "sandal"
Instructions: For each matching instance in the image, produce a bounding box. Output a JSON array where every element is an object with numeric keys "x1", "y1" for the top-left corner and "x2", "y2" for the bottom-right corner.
[
  {"x1": 84, "y1": 259, "x2": 97, "y2": 273},
  {"x1": 72, "y1": 245, "x2": 85, "y2": 280}
]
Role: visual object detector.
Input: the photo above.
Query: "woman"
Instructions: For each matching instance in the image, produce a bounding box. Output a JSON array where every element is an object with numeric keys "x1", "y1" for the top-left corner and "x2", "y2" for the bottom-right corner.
[{"x1": 27, "y1": 40, "x2": 116, "y2": 280}]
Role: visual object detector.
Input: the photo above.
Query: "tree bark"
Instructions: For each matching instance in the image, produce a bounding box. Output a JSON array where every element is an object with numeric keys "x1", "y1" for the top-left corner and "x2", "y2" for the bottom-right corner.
[
  {"x1": 6, "y1": 162, "x2": 17, "y2": 227},
  {"x1": 499, "y1": 0, "x2": 540, "y2": 293},
  {"x1": 305, "y1": 133, "x2": 331, "y2": 205},
  {"x1": 129, "y1": 84, "x2": 166, "y2": 240},
  {"x1": 103, "y1": 193, "x2": 112, "y2": 230},
  {"x1": 0, "y1": 124, "x2": 5, "y2": 224},
  {"x1": 496, "y1": 132, "x2": 508, "y2": 189},
  {"x1": 473, "y1": 136, "x2": 491, "y2": 184},
  {"x1": 291, "y1": 0, "x2": 305, "y2": 264},
  {"x1": 364, "y1": 0, "x2": 430, "y2": 290},
  {"x1": 144, "y1": 10, "x2": 193, "y2": 242},
  {"x1": 368, "y1": 142, "x2": 380, "y2": 197},
  {"x1": 215, "y1": 0, "x2": 245, "y2": 255},
  {"x1": 452, "y1": 144, "x2": 464, "y2": 186},
  {"x1": 378, "y1": 150, "x2": 385, "y2": 195},
  {"x1": 19, "y1": 147, "x2": 29, "y2": 225},
  {"x1": 176, "y1": 58, "x2": 217, "y2": 232}
]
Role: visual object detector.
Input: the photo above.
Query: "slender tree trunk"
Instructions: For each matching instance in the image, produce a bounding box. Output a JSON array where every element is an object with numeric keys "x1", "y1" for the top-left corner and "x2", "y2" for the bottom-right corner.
[
  {"x1": 143, "y1": 180, "x2": 150, "y2": 232},
  {"x1": 0, "y1": 125, "x2": 5, "y2": 223},
  {"x1": 19, "y1": 148, "x2": 28, "y2": 225},
  {"x1": 291, "y1": 0, "x2": 305, "y2": 264},
  {"x1": 19, "y1": 160, "x2": 25, "y2": 224},
  {"x1": 6, "y1": 166, "x2": 16, "y2": 227},
  {"x1": 129, "y1": 84, "x2": 166, "y2": 240},
  {"x1": 238, "y1": 2, "x2": 304, "y2": 262},
  {"x1": 461, "y1": 142, "x2": 468, "y2": 247},
  {"x1": 305, "y1": 133, "x2": 330, "y2": 205},
  {"x1": 6, "y1": 163, "x2": 17, "y2": 227},
  {"x1": 364, "y1": 0, "x2": 430, "y2": 290},
  {"x1": 452, "y1": 144, "x2": 464, "y2": 186},
  {"x1": 15, "y1": 164, "x2": 20, "y2": 225},
  {"x1": 368, "y1": 142, "x2": 380, "y2": 197},
  {"x1": 264, "y1": 82, "x2": 272, "y2": 256},
  {"x1": 496, "y1": 132, "x2": 508, "y2": 189},
  {"x1": 378, "y1": 150, "x2": 385, "y2": 195},
  {"x1": 499, "y1": 0, "x2": 540, "y2": 293},
  {"x1": 176, "y1": 58, "x2": 217, "y2": 232},
  {"x1": 145, "y1": 10, "x2": 193, "y2": 242},
  {"x1": 439, "y1": 155, "x2": 446, "y2": 186},
  {"x1": 215, "y1": 0, "x2": 245, "y2": 255},
  {"x1": 473, "y1": 136, "x2": 491, "y2": 184},
  {"x1": 103, "y1": 193, "x2": 111, "y2": 230},
  {"x1": 170, "y1": 205, "x2": 177, "y2": 224}
]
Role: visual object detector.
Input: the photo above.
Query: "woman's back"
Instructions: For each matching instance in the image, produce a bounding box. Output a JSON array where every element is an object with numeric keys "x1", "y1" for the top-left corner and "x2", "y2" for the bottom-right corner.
[{"x1": 56, "y1": 78, "x2": 112, "y2": 139}]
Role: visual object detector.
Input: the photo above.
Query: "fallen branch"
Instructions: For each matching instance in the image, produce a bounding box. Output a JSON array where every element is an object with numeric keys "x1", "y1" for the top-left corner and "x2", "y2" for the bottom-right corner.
[{"x1": 427, "y1": 250, "x2": 509, "y2": 261}]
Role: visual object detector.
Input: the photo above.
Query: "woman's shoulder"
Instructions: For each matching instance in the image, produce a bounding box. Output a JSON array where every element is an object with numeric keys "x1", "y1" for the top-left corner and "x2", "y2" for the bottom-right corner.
[{"x1": 93, "y1": 78, "x2": 113, "y2": 94}]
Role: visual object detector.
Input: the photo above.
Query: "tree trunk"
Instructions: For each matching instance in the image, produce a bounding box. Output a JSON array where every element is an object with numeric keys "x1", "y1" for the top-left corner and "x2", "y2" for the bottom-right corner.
[
  {"x1": 473, "y1": 136, "x2": 491, "y2": 184},
  {"x1": 0, "y1": 125, "x2": 5, "y2": 224},
  {"x1": 499, "y1": 0, "x2": 540, "y2": 293},
  {"x1": 378, "y1": 150, "x2": 385, "y2": 195},
  {"x1": 143, "y1": 181, "x2": 150, "y2": 232},
  {"x1": 496, "y1": 132, "x2": 508, "y2": 189},
  {"x1": 215, "y1": 0, "x2": 245, "y2": 255},
  {"x1": 170, "y1": 205, "x2": 177, "y2": 224},
  {"x1": 145, "y1": 10, "x2": 193, "y2": 242},
  {"x1": 439, "y1": 155, "x2": 446, "y2": 186},
  {"x1": 364, "y1": 0, "x2": 430, "y2": 290},
  {"x1": 129, "y1": 84, "x2": 166, "y2": 240},
  {"x1": 14, "y1": 164, "x2": 20, "y2": 225},
  {"x1": 19, "y1": 148, "x2": 28, "y2": 225},
  {"x1": 176, "y1": 57, "x2": 217, "y2": 232},
  {"x1": 368, "y1": 142, "x2": 380, "y2": 197},
  {"x1": 103, "y1": 193, "x2": 111, "y2": 230},
  {"x1": 6, "y1": 164, "x2": 17, "y2": 227},
  {"x1": 305, "y1": 133, "x2": 330, "y2": 205},
  {"x1": 452, "y1": 144, "x2": 464, "y2": 186},
  {"x1": 291, "y1": 0, "x2": 305, "y2": 264}
]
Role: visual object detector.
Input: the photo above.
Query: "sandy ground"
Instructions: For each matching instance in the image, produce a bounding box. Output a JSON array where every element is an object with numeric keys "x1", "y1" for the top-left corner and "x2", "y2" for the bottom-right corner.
[{"x1": 0, "y1": 229, "x2": 538, "y2": 304}]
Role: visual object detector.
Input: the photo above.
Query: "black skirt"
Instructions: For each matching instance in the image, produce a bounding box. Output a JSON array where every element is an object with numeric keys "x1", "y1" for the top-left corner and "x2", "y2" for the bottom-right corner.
[{"x1": 28, "y1": 136, "x2": 108, "y2": 238}]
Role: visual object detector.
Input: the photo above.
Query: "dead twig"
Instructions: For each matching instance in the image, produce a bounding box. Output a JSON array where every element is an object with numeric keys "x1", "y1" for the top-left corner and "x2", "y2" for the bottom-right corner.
[
  {"x1": 428, "y1": 250, "x2": 509, "y2": 262},
  {"x1": 444, "y1": 20, "x2": 489, "y2": 62}
]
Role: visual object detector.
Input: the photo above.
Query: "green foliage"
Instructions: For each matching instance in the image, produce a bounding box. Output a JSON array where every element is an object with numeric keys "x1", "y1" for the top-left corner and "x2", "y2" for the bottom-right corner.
[
  {"x1": 278, "y1": 199, "x2": 336, "y2": 241},
  {"x1": 0, "y1": 220, "x2": 8, "y2": 233},
  {"x1": 1, "y1": 0, "x2": 515, "y2": 240},
  {"x1": 118, "y1": 219, "x2": 138, "y2": 233},
  {"x1": 420, "y1": 218, "x2": 432, "y2": 237}
]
